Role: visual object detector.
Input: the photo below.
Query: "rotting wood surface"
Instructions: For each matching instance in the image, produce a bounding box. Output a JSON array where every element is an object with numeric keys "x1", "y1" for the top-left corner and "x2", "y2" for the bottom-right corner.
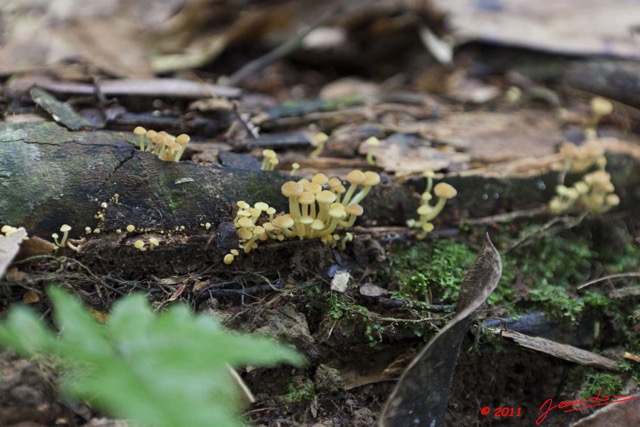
[{"x1": 1, "y1": 121, "x2": 640, "y2": 241}]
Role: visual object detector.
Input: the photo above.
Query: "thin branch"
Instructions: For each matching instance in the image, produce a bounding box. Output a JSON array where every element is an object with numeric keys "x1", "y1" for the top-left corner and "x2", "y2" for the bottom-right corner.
[
  {"x1": 227, "y1": 5, "x2": 347, "y2": 86},
  {"x1": 577, "y1": 272, "x2": 640, "y2": 289}
]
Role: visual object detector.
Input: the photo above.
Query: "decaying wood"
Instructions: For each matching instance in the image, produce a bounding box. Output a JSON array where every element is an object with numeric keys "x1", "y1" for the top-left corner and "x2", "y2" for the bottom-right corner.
[
  {"x1": 2, "y1": 121, "x2": 640, "y2": 241},
  {"x1": 491, "y1": 328, "x2": 621, "y2": 371}
]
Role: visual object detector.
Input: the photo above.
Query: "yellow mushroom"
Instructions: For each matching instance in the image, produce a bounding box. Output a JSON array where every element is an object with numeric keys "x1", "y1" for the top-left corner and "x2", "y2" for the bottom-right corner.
[
  {"x1": 134, "y1": 126, "x2": 147, "y2": 150},
  {"x1": 281, "y1": 181, "x2": 304, "y2": 220},
  {"x1": 422, "y1": 182, "x2": 457, "y2": 222},
  {"x1": 349, "y1": 171, "x2": 381, "y2": 206}
]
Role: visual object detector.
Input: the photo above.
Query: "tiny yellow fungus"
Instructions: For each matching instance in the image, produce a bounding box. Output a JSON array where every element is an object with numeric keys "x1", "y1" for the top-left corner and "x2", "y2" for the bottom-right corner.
[
  {"x1": 134, "y1": 126, "x2": 147, "y2": 150},
  {"x1": 309, "y1": 132, "x2": 328, "y2": 157},
  {"x1": 126, "y1": 224, "x2": 135, "y2": 232},
  {"x1": 134, "y1": 240, "x2": 146, "y2": 251},
  {"x1": 290, "y1": 163, "x2": 300, "y2": 175},
  {"x1": 364, "y1": 137, "x2": 381, "y2": 165},
  {"x1": 408, "y1": 173, "x2": 457, "y2": 239},
  {"x1": 224, "y1": 254, "x2": 235, "y2": 265},
  {"x1": 149, "y1": 237, "x2": 159, "y2": 250},
  {"x1": 261, "y1": 149, "x2": 278, "y2": 171}
]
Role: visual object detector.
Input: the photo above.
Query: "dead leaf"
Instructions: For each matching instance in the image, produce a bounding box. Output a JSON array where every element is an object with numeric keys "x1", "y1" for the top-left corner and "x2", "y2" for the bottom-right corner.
[
  {"x1": 569, "y1": 394, "x2": 640, "y2": 427},
  {"x1": 0, "y1": 228, "x2": 27, "y2": 279},
  {"x1": 492, "y1": 328, "x2": 621, "y2": 371},
  {"x1": 23, "y1": 290, "x2": 40, "y2": 304},
  {"x1": 91, "y1": 309, "x2": 110, "y2": 324},
  {"x1": 433, "y1": 0, "x2": 640, "y2": 59},
  {"x1": 381, "y1": 234, "x2": 502, "y2": 426},
  {"x1": 31, "y1": 88, "x2": 94, "y2": 130},
  {"x1": 364, "y1": 133, "x2": 470, "y2": 174},
  {"x1": 168, "y1": 283, "x2": 186, "y2": 301},
  {"x1": 420, "y1": 110, "x2": 562, "y2": 162}
]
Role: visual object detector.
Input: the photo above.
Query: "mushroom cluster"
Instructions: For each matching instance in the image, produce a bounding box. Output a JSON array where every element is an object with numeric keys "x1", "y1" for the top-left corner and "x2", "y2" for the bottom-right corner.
[
  {"x1": 226, "y1": 170, "x2": 381, "y2": 261},
  {"x1": 133, "y1": 127, "x2": 190, "y2": 162},
  {"x1": 406, "y1": 171, "x2": 457, "y2": 239},
  {"x1": 558, "y1": 141, "x2": 606, "y2": 174},
  {"x1": 550, "y1": 170, "x2": 619, "y2": 214},
  {"x1": 261, "y1": 149, "x2": 279, "y2": 171},
  {"x1": 550, "y1": 141, "x2": 620, "y2": 214}
]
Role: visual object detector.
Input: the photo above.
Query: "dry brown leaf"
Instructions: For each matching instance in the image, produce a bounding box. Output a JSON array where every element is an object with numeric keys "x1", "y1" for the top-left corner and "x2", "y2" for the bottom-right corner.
[
  {"x1": 0, "y1": 0, "x2": 179, "y2": 77},
  {"x1": 433, "y1": 0, "x2": 640, "y2": 59},
  {"x1": 0, "y1": 228, "x2": 27, "y2": 279},
  {"x1": 420, "y1": 110, "x2": 562, "y2": 162},
  {"x1": 364, "y1": 133, "x2": 470, "y2": 174},
  {"x1": 23, "y1": 290, "x2": 40, "y2": 304}
]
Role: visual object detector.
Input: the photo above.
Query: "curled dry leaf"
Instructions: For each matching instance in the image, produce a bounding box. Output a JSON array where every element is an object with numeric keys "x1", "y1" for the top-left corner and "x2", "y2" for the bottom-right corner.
[
  {"x1": 0, "y1": 228, "x2": 27, "y2": 279},
  {"x1": 381, "y1": 234, "x2": 502, "y2": 427}
]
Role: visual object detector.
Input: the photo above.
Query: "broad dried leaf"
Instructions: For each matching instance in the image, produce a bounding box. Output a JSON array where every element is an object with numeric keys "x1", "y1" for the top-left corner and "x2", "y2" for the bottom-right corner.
[
  {"x1": 0, "y1": 228, "x2": 27, "y2": 279},
  {"x1": 434, "y1": 0, "x2": 640, "y2": 59},
  {"x1": 381, "y1": 234, "x2": 502, "y2": 426}
]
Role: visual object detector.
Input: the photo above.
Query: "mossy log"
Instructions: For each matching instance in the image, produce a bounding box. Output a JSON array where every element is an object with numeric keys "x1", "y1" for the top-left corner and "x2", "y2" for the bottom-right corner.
[{"x1": 1, "y1": 121, "x2": 639, "y2": 241}]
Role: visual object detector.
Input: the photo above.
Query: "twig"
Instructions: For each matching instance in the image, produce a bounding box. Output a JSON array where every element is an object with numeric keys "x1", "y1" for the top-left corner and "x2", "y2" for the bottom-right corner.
[
  {"x1": 577, "y1": 272, "x2": 640, "y2": 289},
  {"x1": 463, "y1": 207, "x2": 547, "y2": 226},
  {"x1": 505, "y1": 212, "x2": 587, "y2": 253},
  {"x1": 227, "y1": 5, "x2": 346, "y2": 86}
]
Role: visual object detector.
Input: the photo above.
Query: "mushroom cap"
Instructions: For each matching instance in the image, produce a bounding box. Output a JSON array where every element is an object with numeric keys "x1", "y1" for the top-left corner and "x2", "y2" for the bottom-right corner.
[
  {"x1": 272, "y1": 215, "x2": 294, "y2": 229},
  {"x1": 304, "y1": 182, "x2": 322, "y2": 194},
  {"x1": 590, "y1": 96, "x2": 613, "y2": 116},
  {"x1": 254, "y1": 202, "x2": 269, "y2": 211},
  {"x1": 253, "y1": 226, "x2": 265, "y2": 235},
  {"x1": 434, "y1": 182, "x2": 457, "y2": 199},
  {"x1": 176, "y1": 134, "x2": 190, "y2": 145},
  {"x1": 263, "y1": 222, "x2": 275, "y2": 232},
  {"x1": 417, "y1": 205, "x2": 432, "y2": 215},
  {"x1": 134, "y1": 240, "x2": 145, "y2": 249},
  {"x1": 365, "y1": 136, "x2": 380, "y2": 146},
  {"x1": 281, "y1": 181, "x2": 304, "y2": 198},
  {"x1": 362, "y1": 171, "x2": 380, "y2": 186},
  {"x1": 145, "y1": 130, "x2": 157, "y2": 138},
  {"x1": 223, "y1": 254, "x2": 235, "y2": 265},
  {"x1": 126, "y1": 224, "x2": 135, "y2": 232},
  {"x1": 238, "y1": 228, "x2": 253, "y2": 240},
  {"x1": 299, "y1": 216, "x2": 314, "y2": 225},
  {"x1": 422, "y1": 222, "x2": 435, "y2": 232},
  {"x1": 312, "y1": 173, "x2": 329, "y2": 185},
  {"x1": 237, "y1": 217, "x2": 254, "y2": 228},
  {"x1": 345, "y1": 203, "x2": 364, "y2": 216},
  {"x1": 134, "y1": 126, "x2": 146, "y2": 135},
  {"x1": 262, "y1": 149, "x2": 276, "y2": 159},
  {"x1": 606, "y1": 194, "x2": 620, "y2": 206},
  {"x1": 316, "y1": 190, "x2": 337, "y2": 204},
  {"x1": 298, "y1": 191, "x2": 315, "y2": 205},
  {"x1": 328, "y1": 203, "x2": 346, "y2": 218},
  {"x1": 327, "y1": 177, "x2": 342, "y2": 188},
  {"x1": 149, "y1": 237, "x2": 159, "y2": 245},
  {"x1": 60, "y1": 224, "x2": 71, "y2": 232},
  {"x1": 311, "y1": 219, "x2": 325, "y2": 230},
  {"x1": 346, "y1": 170, "x2": 366, "y2": 185},
  {"x1": 237, "y1": 201, "x2": 250, "y2": 209},
  {"x1": 314, "y1": 132, "x2": 328, "y2": 143}
]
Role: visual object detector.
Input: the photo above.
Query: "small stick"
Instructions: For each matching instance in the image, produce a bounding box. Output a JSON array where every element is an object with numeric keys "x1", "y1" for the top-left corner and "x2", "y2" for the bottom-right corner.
[{"x1": 227, "y1": 5, "x2": 346, "y2": 86}]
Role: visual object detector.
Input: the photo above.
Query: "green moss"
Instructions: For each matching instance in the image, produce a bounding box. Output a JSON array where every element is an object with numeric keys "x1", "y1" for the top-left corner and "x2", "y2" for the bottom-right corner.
[
  {"x1": 580, "y1": 373, "x2": 623, "y2": 399},
  {"x1": 390, "y1": 240, "x2": 476, "y2": 306},
  {"x1": 387, "y1": 239, "x2": 514, "y2": 309},
  {"x1": 281, "y1": 380, "x2": 316, "y2": 407}
]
